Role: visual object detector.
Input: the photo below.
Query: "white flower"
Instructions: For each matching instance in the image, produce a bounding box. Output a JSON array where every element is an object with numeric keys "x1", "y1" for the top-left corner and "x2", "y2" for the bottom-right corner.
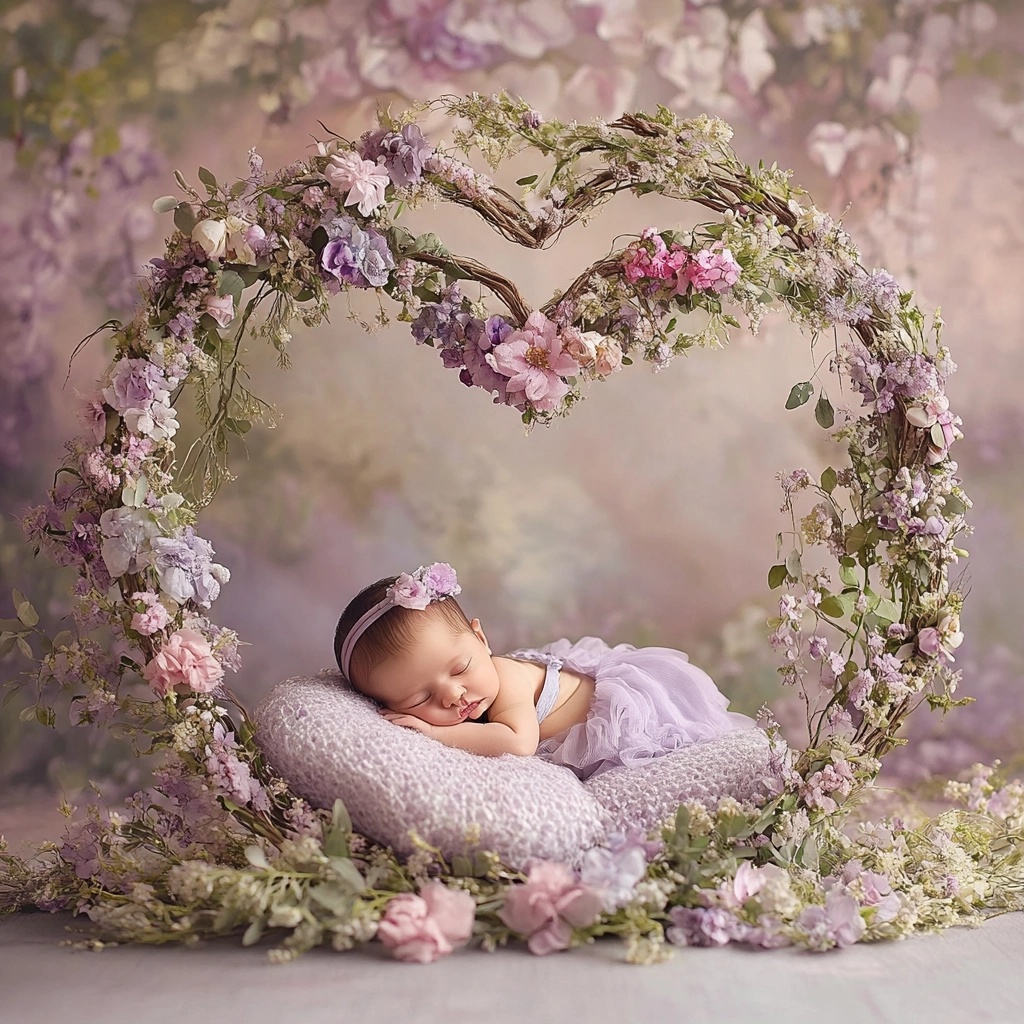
[
  {"x1": 192, "y1": 218, "x2": 228, "y2": 258},
  {"x1": 123, "y1": 399, "x2": 180, "y2": 442}
]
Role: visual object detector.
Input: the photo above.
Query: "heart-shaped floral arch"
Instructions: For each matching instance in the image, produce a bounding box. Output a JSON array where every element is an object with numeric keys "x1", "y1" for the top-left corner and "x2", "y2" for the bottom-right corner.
[{"x1": 6, "y1": 93, "x2": 1017, "y2": 963}]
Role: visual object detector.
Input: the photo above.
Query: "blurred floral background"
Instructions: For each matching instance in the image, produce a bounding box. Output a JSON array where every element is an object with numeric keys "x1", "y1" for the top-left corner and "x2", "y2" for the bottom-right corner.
[{"x1": 2, "y1": 0, "x2": 1024, "y2": 813}]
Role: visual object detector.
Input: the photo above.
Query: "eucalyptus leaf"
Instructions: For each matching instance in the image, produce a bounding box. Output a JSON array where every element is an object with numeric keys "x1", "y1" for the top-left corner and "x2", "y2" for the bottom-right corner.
[
  {"x1": 173, "y1": 203, "x2": 196, "y2": 235},
  {"x1": 308, "y1": 883, "x2": 355, "y2": 915},
  {"x1": 818, "y1": 595, "x2": 845, "y2": 618},
  {"x1": 785, "y1": 549, "x2": 802, "y2": 578},
  {"x1": 198, "y1": 166, "x2": 219, "y2": 191},
  {"x1": 16, "y1": 637, "x2": 33, "y2": 660},
  {"x1": 820, "y1": 467, "x2": 837, "y2": 494},
  {"x1": 839, "y1": 562, "x2": 859, "y2": 587},
  {"x1": 768, "y1": 564, "x2": 787, "y2": 589},
  {"x1": 785, "y1": 381, "x2": 813, "y2": 410},
  {"x1": 515, "y1": 174, "x2": 538, "y2": 186},
  {"x1": 814, "y1": 393, "x2": 835, "y2": 429},
  {"x1": 218, "y1": 270, "x2": 245, "y2": 301},
  {"x1": 152, "y1": 195, "x2": 179, "y2": 214},
  {"x1": 15, "y1": 598, "x2": 38, "y2": 628}
]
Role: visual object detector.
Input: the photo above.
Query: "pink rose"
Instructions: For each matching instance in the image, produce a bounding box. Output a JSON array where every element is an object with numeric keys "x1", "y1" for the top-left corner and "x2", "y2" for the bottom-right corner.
[
  {"x1": 143, "y1": 628, "x2": 224, "y2": 697},
  {"x1": 392, "y1": 572, "x2": 430, "y2": 609},
  {"x1": 498, "y1": 861, "x2": 604, "y2": 956},
  {"x1": 560, "y1": 326, "x2": 600, "y2": 368},
  {"x1": 377, "y1": 881, "x2": 476, "y2": 964},
  {"x1": 203, "y1": 294, "x2": 236, "y2": 328},
  {"x1": 594, "y1": 339, "x2": 623, "y2": 377}
]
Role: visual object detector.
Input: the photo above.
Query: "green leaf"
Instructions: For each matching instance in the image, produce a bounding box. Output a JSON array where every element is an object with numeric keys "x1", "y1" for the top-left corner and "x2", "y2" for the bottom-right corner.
[
  {"x1": 839, "y1": 562, "x2": 859, "y2": 587},
  {"x1": 845, "y1": 523, "x2": 869, "y2": 555},
  {"x1": 818, "y1": 595, "x2": 845, "y2": 618},
  {"x1": 820, "y1": 467, "x2": 837, "y2": 494},
  {"x1": 308, "y1": 883, "x2": 355, "y2": 915},
  {"x1": 451, "y1": 854, "x2": 473, "y2": 876},
  {"x1": 768, "y1": 564, "x2": 788, "y2": 589},
  {"x1": 218, "y1": 269, "x2": 245, "y2": 301},
  {"x1": 326, "y1": 857, "x2": 365, "y2": 893},
  {"x1": 331, "y1": 798, "x2": 351, "y2": 836},
  {"x1": 15, "y1": 597, "x2": 38, "y2": 628},
  {"x1": 943, "y1": 494, "x2": 966, "y2": 517},
  {"x1": 814, "y1": 393, "x2": 835, "y2": 429},
  {"x1": 35, "y1": 705, "x2": 55, "y2": 728},
  {"x1": 515, "y1": 174, "x2": 538, "y2": 186},
  {"x1": 198, "y1": 166, "x2": 219, "y2": 191},
  {"x1": 0, "y1": 632, "x2": 18, "y2": 658},
  {"x1": 173, "y1": 203, "x2": 196, "y2": 235},
  {"x1": 785, "y1": 382, "x2": 813, "y2": 410},
  {"x1": 785, "y1": 549, "x2": 802, "y2": 578},
  {"x1": 229, "y1": 181, "x2": 248, "y2": 199},
  {"x1": 152, "y1": 195, "x2": 179, "y2": 214}
]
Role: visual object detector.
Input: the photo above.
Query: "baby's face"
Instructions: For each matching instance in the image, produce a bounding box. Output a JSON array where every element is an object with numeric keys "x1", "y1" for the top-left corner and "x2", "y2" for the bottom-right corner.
[{"x1": 362, "y1": 613, "x2": 501, "y2": 727}]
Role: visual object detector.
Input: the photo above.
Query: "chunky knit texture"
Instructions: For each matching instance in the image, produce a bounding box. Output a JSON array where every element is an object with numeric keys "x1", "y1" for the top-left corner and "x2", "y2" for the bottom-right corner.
[{"x1": 254, "y1": 671, "x2": 779, "y2": 869}]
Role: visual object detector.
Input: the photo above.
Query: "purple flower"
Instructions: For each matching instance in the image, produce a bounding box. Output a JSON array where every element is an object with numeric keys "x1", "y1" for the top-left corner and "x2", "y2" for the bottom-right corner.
[
  {"x1": 102, "y1": 357, "x2": 168, "y2": 414},
  {"x1": 666, "y1": 906, "x2": 737, "y2": 947},
  {"x1": 360, "y1": 124, "x2": 434, "y2": 187},
  {"x1": 205, "y1": 722, "x2": 272, "y2": 811},
  {"x1": 422, "y1": 562, "x2": 460, "y2": 596},
  {"x1": 99, "y1": 506, "x2": 158, "y2": 578},
  {"x1": 402, "y1": 12, "x2": 496, "y2": 71},
  {"x1": 796, "y1": 888, "x2": 866, "y2": 949},
  {"x1": 579, "y1": 840, "x2": 647, "y2": 912},
  {"x1": 320, "y1": 218, "x2": 395, "y2": 288},
  {"x1": 150, "y1": 527, "x2": 230, "y2": 607}
]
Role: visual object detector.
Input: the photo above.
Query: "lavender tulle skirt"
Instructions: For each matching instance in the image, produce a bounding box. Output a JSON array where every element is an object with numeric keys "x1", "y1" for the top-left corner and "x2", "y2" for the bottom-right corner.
[{"x1": 531, "y1": 636, "x2": 760, "y2": 781}]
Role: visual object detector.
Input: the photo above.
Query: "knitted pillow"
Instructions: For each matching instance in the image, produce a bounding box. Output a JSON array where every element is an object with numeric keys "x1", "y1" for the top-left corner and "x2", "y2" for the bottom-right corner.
[{"x1": 253, "y1": 671, "x2": 778, "y2": 870}]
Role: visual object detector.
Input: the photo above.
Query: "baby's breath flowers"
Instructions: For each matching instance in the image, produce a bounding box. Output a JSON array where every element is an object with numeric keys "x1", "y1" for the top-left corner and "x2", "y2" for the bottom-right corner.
[{"x1": 0, "y1": 92, "x2": 998, "y2": 963}]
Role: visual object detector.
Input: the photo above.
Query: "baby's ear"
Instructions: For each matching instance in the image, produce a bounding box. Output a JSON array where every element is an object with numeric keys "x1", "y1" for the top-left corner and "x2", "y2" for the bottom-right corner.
[{"x1": 470, "y1": 617, "x2": 491, "y2": 654}]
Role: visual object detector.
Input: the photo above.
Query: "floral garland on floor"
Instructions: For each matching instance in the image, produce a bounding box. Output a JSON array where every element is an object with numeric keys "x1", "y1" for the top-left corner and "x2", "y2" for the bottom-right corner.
[{"x1": 2, "y1": 92, "x2": 1022, "y2": 962}]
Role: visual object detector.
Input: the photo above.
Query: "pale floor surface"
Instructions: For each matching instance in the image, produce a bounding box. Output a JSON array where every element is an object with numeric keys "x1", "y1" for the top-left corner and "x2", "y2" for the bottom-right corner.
[{"x1": 3, "y1": 798, "x2": 1023, "y2": 1024}]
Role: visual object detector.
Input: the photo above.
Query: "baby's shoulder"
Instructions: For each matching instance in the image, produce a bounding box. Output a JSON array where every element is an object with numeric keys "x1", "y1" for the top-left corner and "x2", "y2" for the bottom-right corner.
[{"x1": 492, "y1": 655, "x2": 544, "y2": 704}]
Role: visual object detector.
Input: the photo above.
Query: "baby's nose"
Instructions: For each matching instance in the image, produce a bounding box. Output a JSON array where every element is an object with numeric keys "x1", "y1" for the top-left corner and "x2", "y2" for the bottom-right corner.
[{"x1": 442, "y1": 685, "x2": 466, "y2": 707}]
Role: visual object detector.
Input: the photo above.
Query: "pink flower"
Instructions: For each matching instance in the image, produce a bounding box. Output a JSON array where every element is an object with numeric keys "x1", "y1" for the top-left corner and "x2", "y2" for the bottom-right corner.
[
  {"x1": 130, "y1": 591, "x2": 171, "y2": 636},
  {"x1": 377, "y1": 881, "x2": 476, "y2": 964},
  {"x1": 916, "y1": 627, "x2": 942, "y2": 657},
  {"x1": 76, "y1": 390, "x2": 108, "y2": 444},
  {"x1": 323, "y1": 151, "x2": 390, "y2": 216},
  {"x1": 203, "y1": 294, "x2": 235, "y2": 328},
  {"x1": 683, "y1": 246, "x2": 741, "y2": 294},
  {"x1": 392, "y1": 572, "x2": 430, "y2": 609},
  {"x1": 143, "y1": 628, "x2": 224, "y2": 697},
  {"x1": 594, "y1": 338, "x2": 623, "y2": 377},
  {"x1": 498, "y1": 861, "x2": 604, "y2": 955},
  {"x1": 489, "y1": 311, "x2": 579, "y2": 413}
]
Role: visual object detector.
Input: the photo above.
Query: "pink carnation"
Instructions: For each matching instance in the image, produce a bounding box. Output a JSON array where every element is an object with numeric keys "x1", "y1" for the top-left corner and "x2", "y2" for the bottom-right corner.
[
  {"x1": 682, "y1": 246, "x2": 741, "y2": 294},
  {"x1": 489, "y1": 311, "x2": 579, "y2": 414},
  {"x1": 377, "y1": 881, "x2": 476, "y2": 964},
  {"x1": 498, "y1": 861, "x2": 604, "y2": 955},
  {"x1": 143, "y1": 628, "x2": 224, "y2": 697}
]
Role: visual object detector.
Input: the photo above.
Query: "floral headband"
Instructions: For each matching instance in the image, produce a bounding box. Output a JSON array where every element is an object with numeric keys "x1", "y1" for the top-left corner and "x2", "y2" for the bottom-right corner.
[{"x1": 339, "y1": 562, "x2": 462, "y2": 682}]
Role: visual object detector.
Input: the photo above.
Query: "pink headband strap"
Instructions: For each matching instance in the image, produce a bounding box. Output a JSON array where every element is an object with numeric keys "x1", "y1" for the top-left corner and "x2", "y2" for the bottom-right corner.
[{"x1": 340, "y1": 562, "x2": 461, "y2": 682}]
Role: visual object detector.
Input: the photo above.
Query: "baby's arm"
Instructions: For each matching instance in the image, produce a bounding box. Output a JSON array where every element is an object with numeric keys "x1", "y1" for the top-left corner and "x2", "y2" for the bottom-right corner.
[{"x1": 427, "y1": 700, "x2": 540, "y2": 757}]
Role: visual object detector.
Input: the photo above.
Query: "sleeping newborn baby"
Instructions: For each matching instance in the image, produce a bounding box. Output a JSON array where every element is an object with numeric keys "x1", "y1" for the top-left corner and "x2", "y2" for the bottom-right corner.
[{"x1": 334, "y1": 563, "x2": 758, "y2": 781}]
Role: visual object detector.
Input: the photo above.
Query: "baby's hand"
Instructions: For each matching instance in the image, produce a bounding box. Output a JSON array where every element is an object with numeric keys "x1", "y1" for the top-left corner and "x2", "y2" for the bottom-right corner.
[{"x1": 378, "y1": 709, "x2": 435, "y2": 737}]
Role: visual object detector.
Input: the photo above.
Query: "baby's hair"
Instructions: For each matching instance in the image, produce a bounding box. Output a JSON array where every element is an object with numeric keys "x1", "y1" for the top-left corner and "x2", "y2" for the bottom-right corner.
[{"x1": 333, "y1": 575, "x2": 473, "y2": 691}]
